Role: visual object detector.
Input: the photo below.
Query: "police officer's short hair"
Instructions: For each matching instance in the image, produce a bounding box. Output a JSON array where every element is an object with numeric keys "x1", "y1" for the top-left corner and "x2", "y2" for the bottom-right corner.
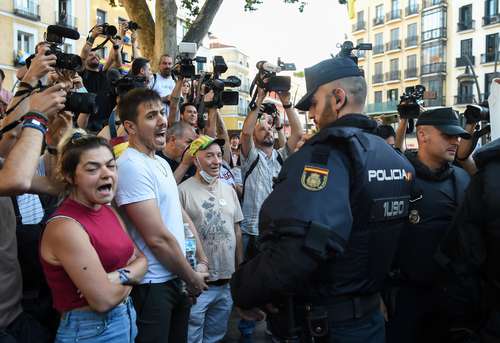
[{"x1": 335, "y1": 76, "x2": 367, "y2": 106}]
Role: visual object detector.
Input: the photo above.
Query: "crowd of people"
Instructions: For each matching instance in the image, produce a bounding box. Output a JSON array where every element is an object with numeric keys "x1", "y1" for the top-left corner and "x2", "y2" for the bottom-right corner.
[{"x1": 0, "y1": 22, "x2": 499, "y2": 343}]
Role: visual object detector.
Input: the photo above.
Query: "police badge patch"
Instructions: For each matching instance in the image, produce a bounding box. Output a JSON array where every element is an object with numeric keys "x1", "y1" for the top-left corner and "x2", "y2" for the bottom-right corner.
[
  {"x1": 409, "y1": 209, "x2": 420, "y2": 224},
  {"x1": 301, "y1": 166, "x2": 329, "y2": 191}
]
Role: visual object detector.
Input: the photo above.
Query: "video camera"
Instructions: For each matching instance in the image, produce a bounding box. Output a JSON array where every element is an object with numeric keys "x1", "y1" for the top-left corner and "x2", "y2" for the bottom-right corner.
[
  {"x1": 464, "y1": 101, "x2": 490, "y2": 124},
  {"x1": 38, "y1": 85, "x2": 98, "y2": 115},
  {"x1": 397, "y1": 85, "x2": 426, "y2": 119},
  {"x1": 254, "y1": 59, "x2": 295, "y2": 93},
  {"x1": 112, "y1": 75, "x2": 148, "y2": 97},
  {"x1": 27, "y1": 25, "x2": 82, "y2": 71},
  {"x1": 336, "y1": 40, "x2": 372, "y2": 67},
  {"x1": 173, "y1": 42, "x2": 207, "y2": 79},
  {"x1": 201, "y1": 56, "x2": 241, "y2": 109}
]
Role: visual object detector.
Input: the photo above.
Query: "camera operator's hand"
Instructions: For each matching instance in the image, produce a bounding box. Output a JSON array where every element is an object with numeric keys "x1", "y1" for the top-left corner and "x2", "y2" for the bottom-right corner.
[
  {"x1": 119, "y1": 22, "x2": 128, "y2": 37},
  {"x1": 22, "y1": 46, "x2": 57, "y2": 86},
  {"x1": 28, "y1": 84, "x2": 67, "y2": 119},
  {"x1": 131, "y1": 30, "x2": 137, "y2": 44},
  {"x1": 257, "y1": 86, "x2": 267, "y2": 103},
  {"x1": 277, "y1": 90, "x2": 291, "y2": 107},
  {"x1": 71, "y1": 73, "x2": 84, "y2": 90},
  {"x1": 91, "y1": 26, "x2": 103, "y2": 39},
  {"x1": 203, "y1": 90, "x2": 215, "y2": 106}
]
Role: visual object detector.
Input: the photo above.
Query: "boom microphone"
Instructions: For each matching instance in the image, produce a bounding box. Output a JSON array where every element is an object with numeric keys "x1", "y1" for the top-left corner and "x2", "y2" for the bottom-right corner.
[{"x1": 46, "y1": 25, "x2": 80, "y2": 43}]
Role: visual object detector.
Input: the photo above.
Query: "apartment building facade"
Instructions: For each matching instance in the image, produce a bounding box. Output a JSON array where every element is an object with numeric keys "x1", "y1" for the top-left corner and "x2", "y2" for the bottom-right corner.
[{"x1": 351, "y1": 0, "x2": 422, "y2": 117}]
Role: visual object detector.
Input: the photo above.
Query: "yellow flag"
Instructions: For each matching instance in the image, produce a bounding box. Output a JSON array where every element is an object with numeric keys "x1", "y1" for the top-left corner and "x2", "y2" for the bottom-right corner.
[{"x1": 348, "y1": 0, "x2": 356, "y2": 19}]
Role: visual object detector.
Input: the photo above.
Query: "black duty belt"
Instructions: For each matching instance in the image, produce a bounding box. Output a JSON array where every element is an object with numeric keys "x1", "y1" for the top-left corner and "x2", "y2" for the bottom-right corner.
[{"x1": 301, "y1": 293, "x2": 381, "y2": 322}]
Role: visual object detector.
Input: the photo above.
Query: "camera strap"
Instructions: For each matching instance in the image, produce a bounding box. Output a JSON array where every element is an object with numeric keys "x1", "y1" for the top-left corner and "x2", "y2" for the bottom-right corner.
[
  {"x1": 91, "y1": 37, "x2": 111, "y2": 52},
  {"x1": 0, "y1": 119, "x2": 23, "y2": 140}
]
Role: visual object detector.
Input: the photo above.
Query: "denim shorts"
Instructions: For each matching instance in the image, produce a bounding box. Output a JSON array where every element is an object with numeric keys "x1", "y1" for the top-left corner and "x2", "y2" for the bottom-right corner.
[{"x1": 55, "y1": 297, "x2": 137, "y2": 343}]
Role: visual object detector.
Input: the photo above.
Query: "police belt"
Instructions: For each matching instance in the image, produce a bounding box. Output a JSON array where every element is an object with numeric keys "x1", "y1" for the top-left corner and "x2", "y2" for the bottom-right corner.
[{"x1": 297, "y1": 293, "x2": 381, "y2": 322}]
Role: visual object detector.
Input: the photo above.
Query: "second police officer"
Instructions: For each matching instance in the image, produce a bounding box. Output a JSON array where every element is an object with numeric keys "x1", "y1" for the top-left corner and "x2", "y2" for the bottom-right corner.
[{"x1": 230, "y1": 54, "x2": 415, "y2": 342}]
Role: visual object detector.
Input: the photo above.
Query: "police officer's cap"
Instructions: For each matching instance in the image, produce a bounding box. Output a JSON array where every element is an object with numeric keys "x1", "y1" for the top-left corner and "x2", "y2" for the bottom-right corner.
[
  {"x1": 416, "y1": 107, "x2": 471, "y2": 139},
  {"x1": 295, "y1": 57, "x2": 364, "y2": 111}
]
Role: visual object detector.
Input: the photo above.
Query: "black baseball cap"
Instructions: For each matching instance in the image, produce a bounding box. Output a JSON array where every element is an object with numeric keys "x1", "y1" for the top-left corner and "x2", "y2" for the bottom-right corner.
[
  {"x1": 295, "y1": 57, "x2": 364, "y2": 111},
  {"x1": 416, "y1": 107, "x2": 471, "y2": 139}
]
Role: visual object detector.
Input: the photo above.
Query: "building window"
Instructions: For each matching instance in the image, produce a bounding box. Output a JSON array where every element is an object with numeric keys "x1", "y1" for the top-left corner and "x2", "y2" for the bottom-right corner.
[
  {"x1": 422, "y1": 42, "x2": 446, "y2": 74},
  {"x1": 96, "y1": 9, "x2": 106, "y2": 25},
  {"x1": 13, "y1": 0, "x2": 40, "y2": 21},
  {"x1": 387, "y1": 89, "x2": 399, "y2": 102},
  {"x1": 374, "y1": 4, "x2": 384, "y2": 24},
  {"x1": 373, "y1": 62, "x2": 384, "y2": 83},
  {"x1": 422, "y1": 7, "x2": 446, "y2": 42},
  {"x1": 374, "y1": 91, "x2": 383, "y2": 103},
  {"x1": 485, "y1": 0, "x2": 499, "y2": 17},
  {"x1": 357, "y1": 38, "x2": 366, "y2": 58},
  {"x1": 482, "y1": 33, "x2": 499, "y2": 63},
  {"x1": 374, "y1": 33, "x2": 384, "y2": 54},
  {"x1": 458, "y1": 5, "x2": 473, "y2": 31},
  {"x1": 406, "y1": 55, "x2": 418, "y2": 78},
  {"x1": 389, "y1": 28, "x2": 400, "y2": 50},
  {"x1": 17, "y1": 31, "x2": 35, "y2": 55},
  {"x1": 390, "y1": 0, "x2": 400, "y2": 19},
  {"x1": 460, "y1": 39, "x2": 473, "y2": 58}
]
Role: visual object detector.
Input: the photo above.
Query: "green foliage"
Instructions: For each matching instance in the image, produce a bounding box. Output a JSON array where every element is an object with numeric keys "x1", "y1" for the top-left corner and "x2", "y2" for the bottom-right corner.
[{"x1": 244, "y1": 0, "x2": 307, "y2": 12}]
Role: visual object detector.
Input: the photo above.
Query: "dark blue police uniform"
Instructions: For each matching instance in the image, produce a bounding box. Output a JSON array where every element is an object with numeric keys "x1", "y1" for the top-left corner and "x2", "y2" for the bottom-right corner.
[{"x1": 231, "y1": 113, "x2": 415, "y2": 342}]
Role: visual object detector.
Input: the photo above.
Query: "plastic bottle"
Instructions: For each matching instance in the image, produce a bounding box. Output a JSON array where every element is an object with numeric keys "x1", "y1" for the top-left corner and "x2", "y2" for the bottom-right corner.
[{"x1": 184, "y1": 223, "x2": 197, "y2": 269}]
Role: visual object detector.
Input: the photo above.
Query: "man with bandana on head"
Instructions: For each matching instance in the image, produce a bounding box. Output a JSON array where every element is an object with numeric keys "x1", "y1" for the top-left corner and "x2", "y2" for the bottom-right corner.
[{"x1": 231, "y1": 55, "x2": 414, "y2": 343}]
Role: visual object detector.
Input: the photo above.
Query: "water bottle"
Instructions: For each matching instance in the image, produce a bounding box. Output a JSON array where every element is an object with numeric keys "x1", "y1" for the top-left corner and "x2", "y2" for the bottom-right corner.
[{"x1": 184, "y1": 223, "x2": 197, "y2": 269}]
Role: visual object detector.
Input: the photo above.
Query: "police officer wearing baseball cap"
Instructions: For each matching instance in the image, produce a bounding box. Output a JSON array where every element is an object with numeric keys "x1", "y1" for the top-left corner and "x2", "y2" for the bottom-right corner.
[
  {"x1": 231, "y1": 53, "x2": 414, "y2": 342},
  {"x1": 385, "y1": 107, "x2": 471, "y2": 343}
]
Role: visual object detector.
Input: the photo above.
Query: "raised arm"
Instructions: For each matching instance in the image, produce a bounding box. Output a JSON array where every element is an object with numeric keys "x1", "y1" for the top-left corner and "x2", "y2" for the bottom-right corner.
[
  {"x1": 241, "y1": 88, "x2": 266, "y2": 158},
  {"x1": 80, "y1": 26, "x2": 103, "y2": 64},
  {"x1": 278, "y1": 91, "x2": 302, "y2": 152}
]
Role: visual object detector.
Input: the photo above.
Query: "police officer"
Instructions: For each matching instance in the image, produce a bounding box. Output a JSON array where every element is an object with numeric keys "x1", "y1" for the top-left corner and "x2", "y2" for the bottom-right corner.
[
  {"x1": 386, "y1": 108, "x2": 471, "y2": 343},
  {"x1": 230, "y1": 56, "x2": 414, "y2": 342},
  {"x1": 438, "y1": 138, "x2": 500, "y2": 343}
]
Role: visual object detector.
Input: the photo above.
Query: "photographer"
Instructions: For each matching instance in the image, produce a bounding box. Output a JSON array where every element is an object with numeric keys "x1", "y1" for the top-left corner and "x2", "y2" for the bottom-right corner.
[
  {"x1": 79, "y1": 25, "x2": 122, "y2": 132},
  {"x1": 237, "y1": 85, "x2": 301, "y2": 339},
  {"x1": 151, "y1": 54, "x2": 175, "y2": 114},
  {"x1": 0, "y1": 83, "x2": 66, "y2": 343},
  {"x1": 386, "y1": 108, "x2": 472, "y2": 343}
]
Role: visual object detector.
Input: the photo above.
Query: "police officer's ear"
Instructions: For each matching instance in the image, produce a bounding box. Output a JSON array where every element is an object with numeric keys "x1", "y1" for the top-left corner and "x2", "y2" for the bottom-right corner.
[{"x1": 332, "y1": 88, "x2": 347, "y2": 111}]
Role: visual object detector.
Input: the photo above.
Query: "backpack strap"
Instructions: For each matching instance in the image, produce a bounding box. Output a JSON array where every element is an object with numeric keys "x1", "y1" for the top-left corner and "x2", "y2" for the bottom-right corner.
[{"x1": 241, "y1": 155, "x2": 260, "y2": 202}]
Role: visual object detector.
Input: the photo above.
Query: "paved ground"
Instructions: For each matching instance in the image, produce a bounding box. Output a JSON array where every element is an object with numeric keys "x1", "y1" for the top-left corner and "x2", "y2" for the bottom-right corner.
[{"x1": 222, "y1": 309, "x2": 272, "y2": 343}]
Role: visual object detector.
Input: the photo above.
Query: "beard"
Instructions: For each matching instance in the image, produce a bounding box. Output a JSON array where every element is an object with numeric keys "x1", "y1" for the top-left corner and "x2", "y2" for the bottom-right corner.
[{"x1": 317, "y1": 94, "x2": 338, "y2": 129}]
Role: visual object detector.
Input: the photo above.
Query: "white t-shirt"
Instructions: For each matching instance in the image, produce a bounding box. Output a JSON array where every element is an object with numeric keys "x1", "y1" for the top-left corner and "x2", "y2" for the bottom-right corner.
[
  {"x1": 115, "y1": 147, "x2": 185, "y2": 284},
  {"x1": 151, "y1": 73, "x2": 175, "y2": 115}
]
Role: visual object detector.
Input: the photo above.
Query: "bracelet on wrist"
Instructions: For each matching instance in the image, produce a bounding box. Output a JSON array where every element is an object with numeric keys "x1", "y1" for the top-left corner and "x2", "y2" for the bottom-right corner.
[
  {"x1": 275, "y1": 126, "x2": 284, "y2": 131},
  {"x1": 283, "y1": 103, "x2": 293, "y2": 109},
  {"x1": 113, "y1": 45, "x2": 120, "y2": 50},
  {"x1": 46, "y1": 145, "x2": 58, "y2": 155},
  {"x1": 21, "y1": 111, "x2": 49, "y2": 126},
  {"x1": 22, "y1": 118, "x2": 47, "y2": 135}
]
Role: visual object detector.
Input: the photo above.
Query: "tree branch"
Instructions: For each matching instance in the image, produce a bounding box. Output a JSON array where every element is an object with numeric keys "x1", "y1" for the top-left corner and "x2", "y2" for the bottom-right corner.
[{"x1": 183, "y1": 0, "x2": 223, "y2": 46}]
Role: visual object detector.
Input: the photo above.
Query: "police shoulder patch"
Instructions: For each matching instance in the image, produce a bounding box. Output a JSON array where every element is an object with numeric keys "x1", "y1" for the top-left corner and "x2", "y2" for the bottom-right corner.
[{"x1": 301, "y1": 165, "x2": 329, "y2": 191}]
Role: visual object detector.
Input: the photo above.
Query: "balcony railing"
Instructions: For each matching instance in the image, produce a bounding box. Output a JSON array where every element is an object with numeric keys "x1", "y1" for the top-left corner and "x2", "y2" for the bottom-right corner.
[
  {"x1": 483, "y1": 14, "x2": 500, "y2": 26},
  {"x1": 422, "y1": 27, "x2": 447, "y2": 42},
  {"x1": 405, "y1": 68, "x2": 418, "y2": 79},
  {"x1": 372, "y1": 74, "x2": 384, "y2": 84},
  {"x1": 366, "y1": 100, "x2": 399, "y2": 115},
  {"x1": 352, "y1": 21, "x2": 366, "y2": 32},
  {"x1": 457, "y1": 20, "x2": 475, "y2": 31},
  {"x1": 421, "y1": 62, "x2": 447, "y2": 75},
  {"x1": 405, "y1": 5, "x2": 419, "y2": 16},
  {"x1": 456, "y1": 55, "x2": 475, "y2": 67},
  {"x1": 423, "y1": 0, "x2": 447, "y2": 9},
  {"x1": 373, "y1": 16, "x2": 385, "y2": 26},
  {"x1": 455, "y1": 95, "x2": 475, "y2": 104},
  {"x1": 481, "y1": 52, "x2": 500, "y2": 64},
  {"x1": 405, "y1": 36, "x2": 419, "y2": 47},
  {"x1": 385, "y1": 70, "x2": 401, "y2": 81},
  {"x1": 424, "y1": 96, "x2": 446, "y2": 107},
  {"x1": 386, "y1": 10, "x2": 402, "y2": 21},
  {"x1": 373, "y1": 44, "x2": 385, "y2": 54},
  {"x1": 386, "y1": 40, "x2": 401, "y2": 51},
  {"x1": 55, "y1": 12, "x2": 78, "y2": 30},
  {"x1": 13, "y1": 0, "x2": 40, "y2": 21}
]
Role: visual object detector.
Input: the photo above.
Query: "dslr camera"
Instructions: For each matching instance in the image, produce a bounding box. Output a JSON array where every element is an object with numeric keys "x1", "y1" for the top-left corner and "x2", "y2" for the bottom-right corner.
[
  {"x1": 201, "y1": 55, "x2": 241, "y2": 109},
  {"x1": 97, "y1": 23, "x2": 117, "y2": 37},
  {"x1": 173, "y1": 42, "x2": 207, "y2": 79},
  {"x1": 27, "y1": 25, "x2": 82, "y2": 71},
  {"x1": 112, "y1": 75, "x2": 148, "y2": 97},
  {"x1": 397, "y1": 85, "x2": 426, "y2": 119},
  {"x1": 259, "y1": 102, "x2": 280, "y2": 127},
  {"x1": 39, "y1": 85, "x2": 98, "y2": 115}
]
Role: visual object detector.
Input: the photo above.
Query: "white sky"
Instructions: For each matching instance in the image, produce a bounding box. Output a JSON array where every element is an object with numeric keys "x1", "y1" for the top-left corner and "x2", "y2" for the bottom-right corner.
[{"x1": 210, "y1": 0, "x2": 350, "y2": 71}]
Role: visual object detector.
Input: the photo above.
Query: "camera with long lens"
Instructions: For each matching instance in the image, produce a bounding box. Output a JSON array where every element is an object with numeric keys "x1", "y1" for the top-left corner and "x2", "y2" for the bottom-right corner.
[
  {"x1": 39, "y1": 85, "x2": 98, "y2": 115},
  {"x1": 26, "y1": 25, "x2": 82, "y2": 71},
  {"x1": 173, "y1": 42, "x2": 207, "y2": 78},
  {"x1": 98, "y1": 23, "x2": 117, "y2": 37},
  {"x1": 202, "y1": 56, "x2": 241, "y2": 108},
  {"x1": 397, "y1": 85, "x2": 426, "y2": 119},
  {"x1": 464, "y1": 102, "x2": 489, "y2": 124},
  {"x1": 259, "y1": 102, "x2": 280, "y2": 127},
  {"x1": 336, "y1": 40, "x2": 373, "y2": 67},
  {"x1": 112, "y1": 75, "x2": 148, "y2": 97}
]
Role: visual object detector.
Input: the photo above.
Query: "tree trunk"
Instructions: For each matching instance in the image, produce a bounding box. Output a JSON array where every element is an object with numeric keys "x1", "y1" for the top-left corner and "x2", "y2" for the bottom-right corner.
[
  {"x1": 119, "y1": 0, "x2": 155, "y2": 61},
  {"x1": 154, "y1": 0, "x2": 178, "y2": 68},
  {"x1": 183, "y1": 0, "x2": 224, "y2": 46}
]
